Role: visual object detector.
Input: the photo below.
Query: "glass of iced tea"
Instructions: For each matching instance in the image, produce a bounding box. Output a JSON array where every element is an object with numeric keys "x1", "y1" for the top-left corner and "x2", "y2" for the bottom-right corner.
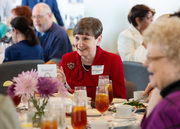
[
  {"x1": 71, "y1": 86, "x2": 87, "y2": 129},
  {"x1": 95, "y1": 86, "x2": 109, "y2": 116},
  {"x1": 107, "y1": 80, "x2": 113, "y2": 104},
  {"x1": 41, "y1": 116, "x2": 58, "y2": 129}
]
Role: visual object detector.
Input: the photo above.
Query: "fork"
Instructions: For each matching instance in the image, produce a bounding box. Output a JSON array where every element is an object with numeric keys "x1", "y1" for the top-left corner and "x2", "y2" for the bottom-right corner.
[{"x1": 135, "y1": 94, "x2": 148, "y2": 102}]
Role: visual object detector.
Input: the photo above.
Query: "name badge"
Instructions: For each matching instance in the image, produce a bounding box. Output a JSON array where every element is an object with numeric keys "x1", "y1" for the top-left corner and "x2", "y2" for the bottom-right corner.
[
  {"x1": 92, "y1": 65, "x2": 104, "y2": 75},
  {"x1": 38, "y1": 64, "x2": 57, "y2": 77}
]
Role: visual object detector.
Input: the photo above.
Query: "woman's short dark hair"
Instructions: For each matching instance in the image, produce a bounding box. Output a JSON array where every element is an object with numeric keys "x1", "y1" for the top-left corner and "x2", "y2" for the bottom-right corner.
[
  {"x1": 10, "y1": 16, "x2": 38, "y2": 46},
  {"x1": 128, "y1": 4, "x2": 155, "y2": 27},
  {"x1": 73, "y1": 17, "x2": 103, "y2": 39}
]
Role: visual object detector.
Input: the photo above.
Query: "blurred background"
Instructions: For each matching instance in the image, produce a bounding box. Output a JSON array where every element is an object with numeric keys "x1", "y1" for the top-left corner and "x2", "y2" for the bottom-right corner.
[{"x1": 7, "y1": 0, "x2": 180, "y2": 54}]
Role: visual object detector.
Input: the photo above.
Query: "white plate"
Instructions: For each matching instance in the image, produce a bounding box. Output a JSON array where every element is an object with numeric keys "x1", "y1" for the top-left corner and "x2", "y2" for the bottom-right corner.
[
  {"x1": 112, "y1": 98, "x2": 127, "y2": 103},
  {"x1": 88, "y1": 119, "x2": 136, "y2": 128},
  {"x1": 112, "y1": 113, "x2": 138, "y2": 119},
  {"x1": 87, "y1": 109, "x2": 101, "y2": 117},
  {"x1": 107, "y1": 119, "x2": 136, "y2": 128}
]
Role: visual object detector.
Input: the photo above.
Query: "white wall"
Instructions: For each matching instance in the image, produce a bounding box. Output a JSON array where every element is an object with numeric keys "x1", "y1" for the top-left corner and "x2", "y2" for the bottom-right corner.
[
  {"x1": 84, "y1": 0, "x2": 180, "y2": 54},
  {"x1": 84, "y1": 0, "x2": 129, "y2": 54},
  {"x1": 57, "y1": 0, "x2": 84, "y2": 28}
]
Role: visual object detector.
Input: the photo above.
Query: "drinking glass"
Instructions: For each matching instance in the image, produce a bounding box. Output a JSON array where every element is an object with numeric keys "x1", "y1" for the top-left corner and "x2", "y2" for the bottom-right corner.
[
  {"x1": 41, "y1": 116, "x2": 58, "y2": 129},
  {"x1": 98, "y1": 75, "x2": 109, "y2": 87},
  {"x1": 71, "y1": 86, "x2": 87, "y2": 129},
  {"x1": 12, "y1": 95, "x2": 21, "y2": 107},
  {"x1": 107, "y1": 80, "x2": 113, "y2": 104},
  {"x1": 48, "y1": 103, "x2": 66, "y2": 129},
  {"x1": 95, "y1": 86, "x2": 109, "y2": 116}
]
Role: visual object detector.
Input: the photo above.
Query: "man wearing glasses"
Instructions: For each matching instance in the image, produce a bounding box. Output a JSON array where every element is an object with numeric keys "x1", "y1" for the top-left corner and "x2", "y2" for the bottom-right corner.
[
  {"x1": 32, "y1": 3, "x2": 72, "y2": 66},
  {"x1": 22, "y1": 0, "x2": 65, "y2": 29}
]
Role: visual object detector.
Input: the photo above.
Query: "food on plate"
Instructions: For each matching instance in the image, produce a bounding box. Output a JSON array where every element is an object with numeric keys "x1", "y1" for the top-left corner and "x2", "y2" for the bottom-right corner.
[{"x1": 123, "y1": 100, "x2": 146, "y2": 108}]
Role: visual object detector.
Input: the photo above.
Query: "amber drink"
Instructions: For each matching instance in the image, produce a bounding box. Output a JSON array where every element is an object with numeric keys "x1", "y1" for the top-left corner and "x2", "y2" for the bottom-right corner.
[
  {"x1": 107, "y1": 80, "x2": 113, "y2": 104},
  {"x1": 71, "y1": 86, "x2": 87, "y2": 129},
  {"x1": 71, "y1": 106, "x2": 87, "y2": 129},
  {"x1": 41, "y1": 120, "x2": 57, "y2": 129},
  {"x1": 95, "y1": 93, "x2": 109, "y2": 114}
]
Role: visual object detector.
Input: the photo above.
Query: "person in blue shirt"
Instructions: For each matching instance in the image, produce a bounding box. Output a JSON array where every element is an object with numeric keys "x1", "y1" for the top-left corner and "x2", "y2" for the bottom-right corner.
[
  {"x1": 3, "y1": 16, "x2": 44, "y2": 63},
  {"x1": 32, "y1": 3, "x2": 72, "y2": 66},
  {"x1": 21, "y1": 0, "x2": 65, "y2": 29}
]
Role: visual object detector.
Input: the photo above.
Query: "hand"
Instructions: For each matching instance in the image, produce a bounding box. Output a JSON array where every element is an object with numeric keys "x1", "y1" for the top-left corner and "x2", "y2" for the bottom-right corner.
[
  {"x1": 143, "y1": 83, "x2": 154, "y2": 102},
  {"x1": 57, "y1": 66, "x2": 66, "y2": 84},
  {"x1": 146, "y1": 88, "x2": 162, "y2": 117}
]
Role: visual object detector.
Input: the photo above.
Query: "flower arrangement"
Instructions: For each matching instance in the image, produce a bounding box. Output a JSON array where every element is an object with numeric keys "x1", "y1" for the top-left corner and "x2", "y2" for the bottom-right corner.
[{"x1": 7, "y1": 69, "x2": 68, "y2": 127}]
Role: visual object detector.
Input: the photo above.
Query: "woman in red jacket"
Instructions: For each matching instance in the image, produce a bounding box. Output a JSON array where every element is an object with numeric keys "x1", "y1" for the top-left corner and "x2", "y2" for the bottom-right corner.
[{"x1": 57, "y1": 17, "x2": 126, "y2": 100}]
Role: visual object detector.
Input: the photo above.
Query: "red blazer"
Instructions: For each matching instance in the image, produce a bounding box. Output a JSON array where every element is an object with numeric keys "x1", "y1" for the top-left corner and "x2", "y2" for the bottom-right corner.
[{"x1": 60, "y1": 47, "x2": 126, "y2": 100}]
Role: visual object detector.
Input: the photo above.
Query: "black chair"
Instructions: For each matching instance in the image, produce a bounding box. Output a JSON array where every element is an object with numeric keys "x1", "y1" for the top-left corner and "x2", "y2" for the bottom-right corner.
[
  {"x1": 125, "y1": 81, "x2": 137, "y2": 100},
  {"x1": 0, "y1": 60, "x2": 44, "y2": 95},
  {"x1": 123, "y1": 61, "x2": 149, "y2": 91}
]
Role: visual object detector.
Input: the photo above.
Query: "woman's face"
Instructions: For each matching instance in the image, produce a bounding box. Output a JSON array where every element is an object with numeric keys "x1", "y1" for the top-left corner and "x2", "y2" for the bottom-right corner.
[
  {"x1": 10, "y1": 26, "x2": 18, "y2": 43},
  {"x1": 74, "y1": 34, "x2": 101, "y2": 58},
  {"x1": 144, "y1": 43, "x2": 180, "y2": 89},
  {"x1": 139, "y1": 11, "x2": 153, "y2": 31}
]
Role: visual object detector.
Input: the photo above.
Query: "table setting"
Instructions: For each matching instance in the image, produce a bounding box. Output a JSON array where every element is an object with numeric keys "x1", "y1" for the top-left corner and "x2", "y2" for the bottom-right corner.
[{"x1": 4, "y1": 71, "x2": 147, "y2": 129}]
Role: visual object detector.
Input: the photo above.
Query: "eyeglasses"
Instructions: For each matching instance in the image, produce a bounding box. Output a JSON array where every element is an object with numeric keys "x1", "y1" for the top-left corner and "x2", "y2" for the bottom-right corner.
[
  {"x1": 143, "y1": 16, "x2": 153, "y2": 21},
  {"x1": 32, "y1": 13, "x2": 48, "y2": 20},
  {"x1": 7, "y1": 27, "x2": 14, "y2": 33},
  {"x1": 146, "y1": 56, "x2": 166, "y2": 63}
]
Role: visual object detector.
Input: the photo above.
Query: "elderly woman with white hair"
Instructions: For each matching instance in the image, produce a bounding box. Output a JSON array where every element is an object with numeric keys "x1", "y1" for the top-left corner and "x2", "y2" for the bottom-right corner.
[{"x1": 141, "y1": 15, "x2": 180, "y2": 128}]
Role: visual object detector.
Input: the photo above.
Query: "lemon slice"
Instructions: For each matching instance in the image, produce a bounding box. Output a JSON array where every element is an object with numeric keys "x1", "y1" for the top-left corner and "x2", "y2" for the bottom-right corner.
[
  {"x1": 107, "y1": 84, "x2": 110, "y2": 88},
  {"x1": 3, "y1": 81, "x2": 13, "y2": 87}
]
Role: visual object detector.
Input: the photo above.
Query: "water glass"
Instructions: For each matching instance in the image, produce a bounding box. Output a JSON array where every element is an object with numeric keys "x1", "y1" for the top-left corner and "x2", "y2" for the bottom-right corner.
[
  {"x1": 48, "y1": 103, "x2": 66, "y2": 129},
  {"x1": 74, "y1": 86, "x2": 88, "y2": 108},
  {"x1": 0, "y1": 42, "x2": 5, "y2": 54},
  {"x1": 98, "y1": 75, "x2": 109, "y2": 87}
]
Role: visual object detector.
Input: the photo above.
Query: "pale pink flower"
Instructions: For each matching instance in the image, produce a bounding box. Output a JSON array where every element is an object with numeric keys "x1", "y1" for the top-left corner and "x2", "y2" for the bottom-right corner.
[{"x1": 13, "y1": 69, "x2": 38, "y2": 99}]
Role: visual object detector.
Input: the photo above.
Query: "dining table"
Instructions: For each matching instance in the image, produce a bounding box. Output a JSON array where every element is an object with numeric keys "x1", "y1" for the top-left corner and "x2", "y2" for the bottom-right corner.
[{"x1": 17, "y1": 98, "x2": 145, "y2": 129}]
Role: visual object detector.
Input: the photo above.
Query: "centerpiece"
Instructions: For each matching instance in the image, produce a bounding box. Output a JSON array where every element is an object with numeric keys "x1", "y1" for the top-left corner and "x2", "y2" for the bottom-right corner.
[{"x1": 7, "y1": 69, "x2": 68, "y2": 128}]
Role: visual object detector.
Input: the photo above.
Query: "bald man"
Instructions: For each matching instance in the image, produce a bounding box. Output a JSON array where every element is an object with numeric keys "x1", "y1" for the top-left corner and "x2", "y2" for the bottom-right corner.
[{"x1": 32, "y1": 3, "x2": 72, "y2": 66}]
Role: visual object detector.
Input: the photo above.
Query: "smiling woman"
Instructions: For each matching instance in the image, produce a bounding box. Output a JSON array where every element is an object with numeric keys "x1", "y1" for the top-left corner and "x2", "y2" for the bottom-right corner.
[
  {"x1": 57, "y1": 17, "x2": 126, "y2": 100},
  {"x1": 141, "y1": 13, "x2": 180, "y2": 129}
]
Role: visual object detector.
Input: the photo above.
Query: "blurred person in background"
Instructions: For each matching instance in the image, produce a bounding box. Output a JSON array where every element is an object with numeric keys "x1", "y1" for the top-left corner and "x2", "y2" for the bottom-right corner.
[
  {"x1": 0, "y1": 0, "x2": 12, "y2": 40},
  {"x1": 11, "y1": 5, "x2": 33, "y2": 27},
  {"x1": 0, "y1": 94, "x2": 21, "y2": 129},
  {"x1": 117, "y1": 4, "x2": 155, "y2": 63},
  {"x1": 141, "y1": 14, "x2": 180, "y2": 129},
  {"x1": 0, "y1": 22, "x2": 9, "y2": 39},
  {"x1": 2, "y1": 5, "x2": 34, "y2": 44},
  {"x1": 3, "y1": 16, "x2": 44, "y2": 62},
  {"x1": 57, "y1": 17, "x2": 126, "y2": 100},
  {"x1": 22, "y1": 0, "x2": 65, "y2": 29},
  {"x1": 0, "y1": 0, "x2": 12, "y2": 23},
  {"x1": 32, "y1": 3, "x2": 72, "y2": 66}
]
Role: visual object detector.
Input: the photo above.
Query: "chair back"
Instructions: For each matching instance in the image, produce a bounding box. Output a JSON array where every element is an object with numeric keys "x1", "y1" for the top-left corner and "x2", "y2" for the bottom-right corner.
[
  {"x1": 125, "y1": 81, "x2": 137, "y2": 100},
  {"x1": 123, "y1": 61, "x2": 149, "y2": 91},
  {"x1": 0, "y1": 60, "x2": 44, "y2": 95}
]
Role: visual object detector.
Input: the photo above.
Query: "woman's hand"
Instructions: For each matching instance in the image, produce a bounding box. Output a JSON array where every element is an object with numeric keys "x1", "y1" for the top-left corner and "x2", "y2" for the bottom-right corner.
[
  {"x1": 143, "y1": 83, "x2": 154, "y2": 102},
  {"x1": 57, "y1": 66, "x2": 66, "y2": 84},
  {"x1": 146, "y1": 88, "x2": 162, "y2": 117}
]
